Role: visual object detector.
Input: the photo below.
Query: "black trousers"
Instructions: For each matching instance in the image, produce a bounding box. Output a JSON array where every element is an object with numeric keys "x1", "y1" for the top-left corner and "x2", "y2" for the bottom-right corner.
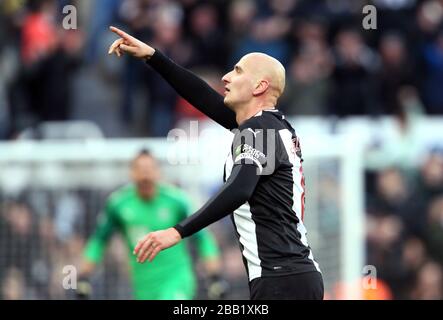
[{"x1": 249, "y1": 271, "x2": 324, "y2": 300}]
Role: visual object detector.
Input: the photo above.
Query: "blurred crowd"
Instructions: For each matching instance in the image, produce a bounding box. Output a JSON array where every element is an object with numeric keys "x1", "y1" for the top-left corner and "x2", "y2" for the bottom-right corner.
[
  {"x1": 365, "y1": 147, "x2": 443, "y2": 299},
  {"x1": 0, "y1": 189, "x2": 130, "y2": 299},
  {"x1": 2, "y1": 0, "x2": 443, "y2": 138},
  {"x1": 0, "y1": 187, "x2": 249, "y2": 299}
]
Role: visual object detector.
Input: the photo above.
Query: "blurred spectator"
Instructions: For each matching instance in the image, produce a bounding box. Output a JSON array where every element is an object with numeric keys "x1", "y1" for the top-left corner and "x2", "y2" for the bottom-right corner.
[
  {"x1": 414, "y1": 0, "x2": 443, "y2": 44},
  {"x1": 397, "y1": 236, "x2": 429, "y2": 298},
  {"x1": 226, "y1": 0, "x2": 257, "y2": 49},
  {"x1": 280, "y1": 17, "x2": 332, "y2": 115},
  {"x1": 378, "y1": 33, "x2": 416, "y2": 115},
  {"x1": 420, "y1": 150, "x2": 443, "y2": 195},
  {"x1": 281, "y1": 41, "x2": 333, "y2": 115},
  {"x1": 291, "y1": 16, "x2": 329, "y2": 49},
  {"x1": 8, "y1": 0, "x2": 83, "y2": 137},
  {"x1": 425, "y1": 196, "x2": 443, "y2": 266},
  {"x1": 21, "y1": 0, "x2": 58, "y2": 67},
  {"x1": 366, "y1": 214, "x2": 407, "y2": 298},
  {"x1": 144, "y1": 2, "x2": 194, "y2": 136},
  {"x1": 330, "y1": 28, "x2": 381, "y2": 116},
  {"x1": 414, "y1": 149, "x2": 443, "y2": 232},
  {"x1": 187, "y1": 2, "x2": 226, "y2": 69},
  {"x1": 118, "y1": 0, "x2": 153, "y2": 125},
  {"x1": 410, "y1": 261, "x2": 443, "y2": 299},
  {"x1": 0, "y1": 201, "x2": 45, "y2": 297},
  {"x1": 84, "y1": 0, "x2": 120, "y2": 64},
  {"x1": 422, "y1": 28, "x2": 443, "y2": 114},
  {"x1": 228, "y1": 0, "x2": 295, "y2": 67},
  {"x1": 416, "y1": 150, "x2": 443, "y2": 201},
  {"x1": 368, "y1": 168, "x2": 419, "y2": 231},
  {"x1": 1, "y1": 268, "x2": 27, "y2": 300},
  {"x1": 0, "y1": 48, "x2": 12, "y2": 139},
  {"x1": 373, "y1": 0, "x2": 416, "y2": 39}
]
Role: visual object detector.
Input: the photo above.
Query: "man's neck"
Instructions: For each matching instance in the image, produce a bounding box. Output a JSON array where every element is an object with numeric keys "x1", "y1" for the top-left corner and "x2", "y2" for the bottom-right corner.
[{"x1": 235, "y1": 101, "x2": 277, "y2": 126}]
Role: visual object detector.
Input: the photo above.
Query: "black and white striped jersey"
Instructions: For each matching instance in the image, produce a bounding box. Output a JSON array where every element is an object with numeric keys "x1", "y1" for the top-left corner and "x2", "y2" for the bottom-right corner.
[{"x1": 224, "y1": 109, "x2": 321, "y2": 281}]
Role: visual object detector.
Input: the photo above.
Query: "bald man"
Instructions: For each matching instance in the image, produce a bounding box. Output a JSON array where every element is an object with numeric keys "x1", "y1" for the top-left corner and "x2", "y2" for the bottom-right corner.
[{"x1": 108, "y1": 26, "x2": 323, "y2": 300}]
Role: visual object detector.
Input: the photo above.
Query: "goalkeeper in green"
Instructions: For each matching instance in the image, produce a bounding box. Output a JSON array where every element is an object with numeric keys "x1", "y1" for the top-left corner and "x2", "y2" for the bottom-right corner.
[{"x1": 77, "y1": 150, "x2": 227, "y2": 300}]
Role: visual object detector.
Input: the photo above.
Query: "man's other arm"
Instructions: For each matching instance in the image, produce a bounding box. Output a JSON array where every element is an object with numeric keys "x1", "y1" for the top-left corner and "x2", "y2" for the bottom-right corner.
[{"x1": 133, "y1": 164, "x2": 260, "y2": 263}]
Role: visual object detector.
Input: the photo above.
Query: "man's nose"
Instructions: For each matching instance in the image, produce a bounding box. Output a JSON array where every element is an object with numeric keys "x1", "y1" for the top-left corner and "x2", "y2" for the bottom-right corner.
[{"x1": 222, "y1": 73, "x2": 230, "y2": 84}]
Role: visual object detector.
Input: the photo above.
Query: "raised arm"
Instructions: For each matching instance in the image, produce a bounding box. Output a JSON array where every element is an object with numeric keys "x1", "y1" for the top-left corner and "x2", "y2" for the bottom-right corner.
[{"x1": 108, "y1": 26, "x2": 237, "y2": 130}]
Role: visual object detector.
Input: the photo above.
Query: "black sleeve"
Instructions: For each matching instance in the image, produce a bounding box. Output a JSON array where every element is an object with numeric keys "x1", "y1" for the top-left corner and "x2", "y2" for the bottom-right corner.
[
  {"x1": 173, "y1": 164, "x2": 260, "y2": 238},
  {"x1": 146, "y1": 50, "x2": 238, "y2": 130}
]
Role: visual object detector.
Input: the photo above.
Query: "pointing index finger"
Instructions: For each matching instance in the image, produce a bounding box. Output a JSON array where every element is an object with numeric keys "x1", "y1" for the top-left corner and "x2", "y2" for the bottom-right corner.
[{"x1": 110, "y1": 26, "x2": 134, "y2": 42}]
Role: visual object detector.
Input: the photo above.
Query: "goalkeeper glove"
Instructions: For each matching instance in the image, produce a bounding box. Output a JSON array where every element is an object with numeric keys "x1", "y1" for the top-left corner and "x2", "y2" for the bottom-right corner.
[
  {"x1": 206, "y1": 274, "x2": 230, "y2": 300},
  {"x1": 75, "y1": 276, "x2": 92, "y2": 300}
]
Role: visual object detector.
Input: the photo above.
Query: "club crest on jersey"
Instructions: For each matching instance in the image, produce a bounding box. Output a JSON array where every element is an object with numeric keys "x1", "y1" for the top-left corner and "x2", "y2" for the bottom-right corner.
[{"x1": 234, "y1": 144, "x2": 267, "y2": 167}]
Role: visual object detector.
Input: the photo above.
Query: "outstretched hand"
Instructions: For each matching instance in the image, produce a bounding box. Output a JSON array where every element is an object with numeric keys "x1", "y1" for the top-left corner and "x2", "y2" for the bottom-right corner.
[
  {"x1": 108, "y1": 26, "x2": 155, "y2": 59},
  {"x1": 133, "y1": 228, "x2": 182, "y2": 263}
]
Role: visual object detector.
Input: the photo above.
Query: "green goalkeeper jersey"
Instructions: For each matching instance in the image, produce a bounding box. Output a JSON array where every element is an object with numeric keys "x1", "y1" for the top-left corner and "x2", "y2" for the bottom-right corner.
[{"x1": 83, "y1": 183, "x2": 220, "y2": 300}]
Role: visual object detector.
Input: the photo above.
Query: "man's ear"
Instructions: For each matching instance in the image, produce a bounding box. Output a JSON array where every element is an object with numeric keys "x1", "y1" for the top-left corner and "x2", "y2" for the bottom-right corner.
[{"x1": 253, "y1": 80, "x2": 270, "y2": 96}]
